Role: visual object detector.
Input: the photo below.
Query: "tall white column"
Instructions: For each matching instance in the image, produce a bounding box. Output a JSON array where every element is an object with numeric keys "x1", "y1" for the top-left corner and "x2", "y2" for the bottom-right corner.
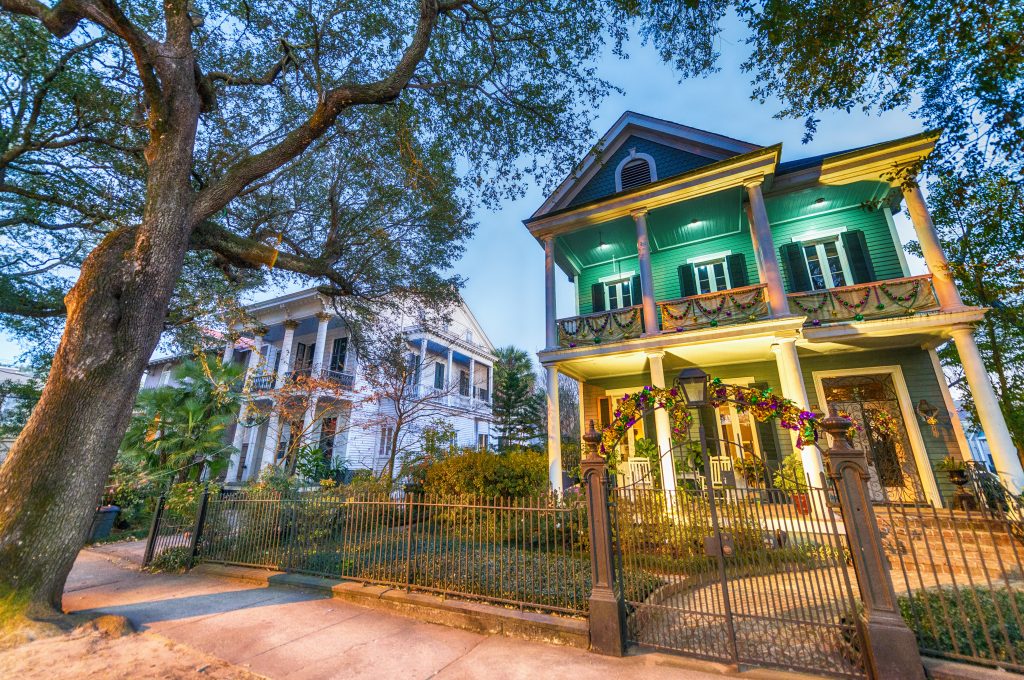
[
  {"x1": 227, "y1": 335, "x2": 262, "y2": 480},
  {"x1": 646, "y1": 352, "x2": 677, "y2": 493},
  {"x1": 544, "y1": 237, "x2": 557, "y2": 349},
  {"x1": 222, "y1": 334, "x2": 236, "y2": 365},
  {"x1": 577, "y1": 379, "x2": 586, "y2": 448},
  {"x1": 418, "y1": 336, "x2": 428, "y2": 390},
  {"x1": 312, "y1": 312, "x2": 330, "y2": 376},
  {"x1": 546, "y1": 364, "x2": 563, "y2": 492},
  {"x1": 486, "y1": 363, "x2": 493, "y2": 403},
  {"x1": 261, "y1": 320, "x2": 299, "y2": 469},
  {"x1": 745, "y1": 180, "x2": 790, "y2": 316},
  {"x1": 469, "y1": 357, "x2": 476, "y2": 400},
  {"x1": 951, "y1": 326, "x2": 1024, "y2": 493},
  {"x1": 903, "y1": 183, "x2": 963, "y2": 310},
  {"x1": 771, "y1": 338, "x2": 824, "y2": 486},
  {"x1": 632, "y1": 209, "x2": 660, "y2": 335},
  {"x1": 301, "y1": 313, "x2": 331, "y2": 446},
  {"x1": 446, "y1": 347, "x2": 454, "y2": 388}
]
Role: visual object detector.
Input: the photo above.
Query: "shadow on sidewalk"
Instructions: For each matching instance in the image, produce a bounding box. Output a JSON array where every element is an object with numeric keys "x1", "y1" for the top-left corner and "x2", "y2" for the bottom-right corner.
[{"x1": 74, "y1": 584, "x2": 328, "y2": 627}]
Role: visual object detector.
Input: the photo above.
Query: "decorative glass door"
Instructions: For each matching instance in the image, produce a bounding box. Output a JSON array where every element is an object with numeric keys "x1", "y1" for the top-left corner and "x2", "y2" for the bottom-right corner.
[{"x1": 820, "y1": 373, "x2": 925, "y2": 503}]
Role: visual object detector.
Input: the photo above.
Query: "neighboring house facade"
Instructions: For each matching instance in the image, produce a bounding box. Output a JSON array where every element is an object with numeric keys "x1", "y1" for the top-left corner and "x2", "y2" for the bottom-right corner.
[
  {"x1": 144, "y1": 289, "x2": 497, "y2": 485},
  {"x1": 529, "y1": 111, "x2": 1024, "y2": 506},
  {"x1": 956, "y1": 401, "x2": 995, "y2": 471},
  {"x1": 0, "y1": 365, "x2": 33, "y2": 465}
]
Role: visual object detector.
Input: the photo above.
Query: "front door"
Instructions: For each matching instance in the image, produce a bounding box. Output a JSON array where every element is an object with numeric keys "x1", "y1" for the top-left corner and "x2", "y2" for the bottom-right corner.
[{"x1": 819, "y1": 373, "x2": 926, "y2": 504}]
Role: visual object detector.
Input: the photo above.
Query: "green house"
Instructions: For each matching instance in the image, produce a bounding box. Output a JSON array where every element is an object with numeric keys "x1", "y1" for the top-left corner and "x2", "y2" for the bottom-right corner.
[{"x1": 528, "y1": 112, "x2": 1023, "y2": 507}]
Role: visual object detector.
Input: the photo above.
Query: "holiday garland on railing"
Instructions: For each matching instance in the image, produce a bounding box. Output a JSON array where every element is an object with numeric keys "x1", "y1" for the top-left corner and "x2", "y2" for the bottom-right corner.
[{"x1": 599, "y1": 378, "x2": 820, "y2": 461}]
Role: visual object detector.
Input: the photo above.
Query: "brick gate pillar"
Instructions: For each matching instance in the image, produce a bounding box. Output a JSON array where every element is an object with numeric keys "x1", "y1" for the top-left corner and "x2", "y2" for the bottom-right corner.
[
  {"x1": 822, "y1": 416, "x2": 925, "y2": 680},
  {"x1": 581, "y1": 420, "x2": 626, "y2": 656}
]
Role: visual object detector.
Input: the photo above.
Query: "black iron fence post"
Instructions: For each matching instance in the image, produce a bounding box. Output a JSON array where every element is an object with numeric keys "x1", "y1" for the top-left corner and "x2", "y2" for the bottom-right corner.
[
  {"x1": 186, "y1": 484, "x2": 211, "y2": 570},
  {"x1": 822, "y1": 415, "x2": 925, "y2": 680},
  {"x1": 404, "y1": 494, "x2": 414, "y2": 590},
  {"x1": 143, "y1": 493, "x2": 166, "y2": 567},
  {"x1": 581, "y1": 420, "x2": 627, "y2": 656}
]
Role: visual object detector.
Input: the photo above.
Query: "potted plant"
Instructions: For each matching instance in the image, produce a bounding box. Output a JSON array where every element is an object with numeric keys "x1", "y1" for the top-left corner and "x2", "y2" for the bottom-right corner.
[
  {"x1": 735, "y1": 453, "x2": 767, "y2": 490},
  {"x1": 937, "y1": 455, "x2": 969, "y2": 487},
  {"x1": 773, "y1": 452, "x2": 810, "y2": 515}
]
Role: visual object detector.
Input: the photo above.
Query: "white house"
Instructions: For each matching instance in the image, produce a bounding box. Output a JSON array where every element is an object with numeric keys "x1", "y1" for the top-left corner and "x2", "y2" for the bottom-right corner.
[
  {"x1": 144, "y1": 288, "x2": 497, "y2": 484},
  {"x1": 0, "y1": 365, "x2": 33, "y2": 465}
]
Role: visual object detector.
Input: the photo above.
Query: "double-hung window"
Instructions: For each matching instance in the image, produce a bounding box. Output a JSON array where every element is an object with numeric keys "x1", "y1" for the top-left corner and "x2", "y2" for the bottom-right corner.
[
  {"x1": 433, "y1": 363, "x2": 446, "y2": 390},
  {"x1": 802, "y1": 238, "x2": 851, "y2": 290},
  {"x1": 694, "y1": 259, "x2": 730, "y2": 295},
  {"x1": 605, "y1": 278, "x2": 633, "y2": 311}
]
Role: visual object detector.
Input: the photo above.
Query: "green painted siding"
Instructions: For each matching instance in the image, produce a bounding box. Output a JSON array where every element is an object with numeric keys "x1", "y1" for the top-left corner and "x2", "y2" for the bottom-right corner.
[
  {"x1": 648, "y1": 230, "x2": 758, "y2": 304},
  {"x1": 578, "y1": 347, "x2": 963, "y2": 501},
  {"x1": 769, "y1": 205, "x2": 904, "y2": 293},
  {"x1": 568, "y1": 136, "x2": 715, "y2": 208},
  {"x1": 576, "y1": 256, "x2": 640, "y2": 315}
]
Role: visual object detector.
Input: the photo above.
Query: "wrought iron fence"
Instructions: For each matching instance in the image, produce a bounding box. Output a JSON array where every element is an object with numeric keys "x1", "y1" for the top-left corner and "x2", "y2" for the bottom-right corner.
[
  {"x1": 199, "y1": 492, "x2": 591, "y2": 615},
  {"x1": 876, "y1": 479, "x2": 1024, "y2": 673},
  {"x1": 614, "y1": 482, "x2": 864, "y2": 678},
  {"x1": 142, "y1": 493, "x2": 203, "y2": 568}
]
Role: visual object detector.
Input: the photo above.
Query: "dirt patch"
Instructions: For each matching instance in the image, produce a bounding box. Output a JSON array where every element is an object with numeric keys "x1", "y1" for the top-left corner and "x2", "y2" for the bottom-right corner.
[{"x1": 0, "y1": 626, "x2": 262, "y2": 679}]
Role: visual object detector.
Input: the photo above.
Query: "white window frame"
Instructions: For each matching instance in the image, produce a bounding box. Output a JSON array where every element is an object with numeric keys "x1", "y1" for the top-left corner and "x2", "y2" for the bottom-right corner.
[
  {"x1": 604, "y1": 277, "x2": 634, "y2": 310},
  {"x1": 614, "y1": 150, "x2": 658, "y2": 192},
  {"x1": 801, "y1": 237, "x2": 853, "y2": 290}
]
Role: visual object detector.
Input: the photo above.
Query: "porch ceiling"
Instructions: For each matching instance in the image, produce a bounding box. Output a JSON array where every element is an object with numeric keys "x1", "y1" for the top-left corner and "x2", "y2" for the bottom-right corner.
[{"x1": 764, "y1": 180, "x2": 891, "y2": 224}]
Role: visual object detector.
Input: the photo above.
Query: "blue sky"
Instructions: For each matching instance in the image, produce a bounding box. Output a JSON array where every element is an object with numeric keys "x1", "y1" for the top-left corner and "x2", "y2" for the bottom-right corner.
[{"x1": 0, "y1": 25, "x2": 928, "y2": 366}]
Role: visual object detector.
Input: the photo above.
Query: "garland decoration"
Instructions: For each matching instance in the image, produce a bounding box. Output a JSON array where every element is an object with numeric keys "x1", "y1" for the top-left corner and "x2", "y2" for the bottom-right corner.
[{"x1": 599, "y1": 377, "x2": 820, "y2": 459}]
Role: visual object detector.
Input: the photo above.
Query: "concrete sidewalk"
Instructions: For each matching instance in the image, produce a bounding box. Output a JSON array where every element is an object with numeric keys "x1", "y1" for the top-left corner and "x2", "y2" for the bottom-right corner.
[{"x1": 63, "y1": 542, "x2": 805, "y2": 680}]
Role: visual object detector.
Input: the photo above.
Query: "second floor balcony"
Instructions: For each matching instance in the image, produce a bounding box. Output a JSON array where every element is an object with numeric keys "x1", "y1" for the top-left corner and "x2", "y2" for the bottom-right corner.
[
  {"x1": 249, "y1": 366, "x2": 356, "y2": 393},
  {"x1": 551, "y1": 275, "x2": 942, "y2": 349}
]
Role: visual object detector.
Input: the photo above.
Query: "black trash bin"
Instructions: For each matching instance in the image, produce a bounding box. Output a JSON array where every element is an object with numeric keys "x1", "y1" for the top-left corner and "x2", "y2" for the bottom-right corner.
[{"x1": 89, "y1": 505, "x2": 120, "y2": 542}]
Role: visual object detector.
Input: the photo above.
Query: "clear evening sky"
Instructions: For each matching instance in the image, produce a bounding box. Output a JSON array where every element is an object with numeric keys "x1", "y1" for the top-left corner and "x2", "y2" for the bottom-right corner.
[{"x1": 0, "y1": 24, "x2": 927, "y2": 366}]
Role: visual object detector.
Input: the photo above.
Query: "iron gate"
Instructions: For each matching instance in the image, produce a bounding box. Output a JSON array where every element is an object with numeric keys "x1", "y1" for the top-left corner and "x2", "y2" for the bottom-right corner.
[{"x1": 611, "y1": 453, "x2": 867, "y2": 677}]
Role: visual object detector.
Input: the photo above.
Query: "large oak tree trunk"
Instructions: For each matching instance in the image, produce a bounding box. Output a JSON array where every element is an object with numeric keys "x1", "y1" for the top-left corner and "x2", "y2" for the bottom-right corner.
[{"x1": 0, "y1": 58, "x2": 200, "y2": 617}]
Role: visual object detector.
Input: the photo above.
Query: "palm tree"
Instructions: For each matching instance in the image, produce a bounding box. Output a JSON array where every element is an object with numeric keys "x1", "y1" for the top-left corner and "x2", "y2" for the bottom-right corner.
[{"x1": 121, "y1": 356, "x2": 245, "y2": 483}]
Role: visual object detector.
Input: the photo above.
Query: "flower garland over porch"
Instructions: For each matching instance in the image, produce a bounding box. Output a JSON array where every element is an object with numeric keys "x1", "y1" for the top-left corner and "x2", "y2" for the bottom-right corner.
[{"x1": 599, "y1": 377, "x2": 821, "y2": 461}]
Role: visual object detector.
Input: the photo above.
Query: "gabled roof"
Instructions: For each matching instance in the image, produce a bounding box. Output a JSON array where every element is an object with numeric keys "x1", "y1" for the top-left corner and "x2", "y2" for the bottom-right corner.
[{"x1": 533, "y1": 111, "x2": 762, "y2": 218}]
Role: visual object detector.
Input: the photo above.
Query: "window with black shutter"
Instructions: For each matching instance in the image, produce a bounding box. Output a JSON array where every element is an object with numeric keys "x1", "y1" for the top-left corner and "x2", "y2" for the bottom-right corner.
[{"x1": 619, "y1": 158, "x2": 652, "y2": 190}]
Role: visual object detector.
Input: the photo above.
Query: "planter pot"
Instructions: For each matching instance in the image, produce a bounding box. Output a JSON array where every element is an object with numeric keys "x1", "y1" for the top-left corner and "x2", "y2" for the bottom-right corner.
[
  {"x1": 947, "y1": 469, "x2": 969, "y2": 487},
  {"x1": 792, "y1": 493, "x2": 811, "y2": 516},
  {"x1": 89, "y1": 505, "x2": 120, "y2": 542}
]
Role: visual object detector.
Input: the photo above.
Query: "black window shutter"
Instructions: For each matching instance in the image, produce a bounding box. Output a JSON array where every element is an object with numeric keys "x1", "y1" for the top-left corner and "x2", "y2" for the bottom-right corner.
[
  {"x1": 780, "y1": 243, "x2": 812, "y2": 292},
  {"x1": 751, "y1": 381, "x2": 782, "y2": 485},
  {"x1": 591, "y1": 283, "x2": 606, "y2": 312},
  {"x1": 630, "y1": 274, "x2": 642, "y2": 307},
  {"x1": 840, "y1": 230, "x2": 876, "y2": 284},
  {"x1": 725, "y1": 253, "x2": 749, "y2": 288},
  {"x1": 678, "y1": 264, "x2": 697, "y2": 298}
]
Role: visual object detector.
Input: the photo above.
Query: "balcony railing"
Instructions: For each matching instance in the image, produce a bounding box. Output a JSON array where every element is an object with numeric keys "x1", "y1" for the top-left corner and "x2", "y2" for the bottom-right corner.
[
  {"x1": 556, "y1": 305, "x2": 644, "y2": 348},
  {"x1": 788, "y1": 274, "x2": 939, "y2": 326},
  {"x1": 474, "y1": 386, "x2": 490, "y2": 403},
  {"x1": 658, "y1": 284, "x2": 769, "y2": 334},
  {"x1": 250, "y1": 367, "x2": 355, "y2": 392}
]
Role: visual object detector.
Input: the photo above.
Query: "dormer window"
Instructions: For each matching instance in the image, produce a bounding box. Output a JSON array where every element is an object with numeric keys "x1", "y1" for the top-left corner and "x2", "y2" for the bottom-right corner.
[{"x1": 615, "y1": 151, "x2": 658, "y2": 192}]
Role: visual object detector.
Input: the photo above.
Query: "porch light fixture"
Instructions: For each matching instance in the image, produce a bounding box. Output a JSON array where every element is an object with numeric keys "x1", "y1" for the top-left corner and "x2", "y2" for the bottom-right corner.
[
  {"x1": 598, "y1": 230, "x2": 608, "y2": 249},
  {"x1": 689, "y1": 218, "x2": 700, "y2": 226},
  {"x1": 917, "y1": 399, "x2": 939, "y2": 426},
  {"x1": 813, "y1": 197, "x2": 826, "y2": 207},
  {"x1": 675, "y1": 367, "x2": 709, "y2": 407}
]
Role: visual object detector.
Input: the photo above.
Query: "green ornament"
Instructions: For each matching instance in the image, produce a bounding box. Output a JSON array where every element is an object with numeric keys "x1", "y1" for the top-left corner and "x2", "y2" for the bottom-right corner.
[
  {"x1": 594, "y1": 337, "x2": 601, "y2": 344},
  {"x1": 854, "y1": 313, "x2": 865, "y2": 321},
  {"x1": 709, "y1": 319, "x2": 719, "y2": 327},
  {"x1": 876, "y1": 303, "x2": 885, "y2": 310}
]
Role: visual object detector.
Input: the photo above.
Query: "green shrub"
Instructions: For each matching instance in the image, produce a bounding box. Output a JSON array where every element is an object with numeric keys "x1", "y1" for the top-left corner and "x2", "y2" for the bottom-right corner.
[
  {"x1": 149, "y1": 546, "x2": 191, "y2": 572},
  {"x1": 423, "y1": 448, "x2": 547, "y2": 498},
  {"x1": 104, "y1": 454, "x2": 159, "y2": 530},
  {"x1": 899, "y1": 586, "x2": 1024, "y2": 663},
  {"x1": 773, "y1": 452, "x2": 807, "y2": 493},
  {"x1": 165, "y1": 481, "x2": 220, "y2": 522}
]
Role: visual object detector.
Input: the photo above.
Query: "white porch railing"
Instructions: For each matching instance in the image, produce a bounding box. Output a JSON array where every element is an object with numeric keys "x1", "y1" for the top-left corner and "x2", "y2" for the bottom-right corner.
[{"x1": 620, "y1": 458, "x2": 653, "y2": 487}]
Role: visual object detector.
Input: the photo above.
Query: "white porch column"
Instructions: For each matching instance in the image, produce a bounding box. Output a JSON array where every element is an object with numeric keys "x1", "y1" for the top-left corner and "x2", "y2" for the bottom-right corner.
[
  {"x1": 771, "y1": 338, "x2": 825, "y2": 486},
  {"x1": 261, "y1": 320, "x2": 299, "y2": 468},
  {"x1": 577, "y1": 378, "x2": 586, "y2": 447},
  {"x1": 446, "y1": 347, "x2": 454, "y2": 386},
  {"x1": 546, "y1": 364, "x2": 563, "y2": 493},
  {"x1": 544, "y1": 237, "x2": 557, "y2": 349},
  {"x1": 469, "y1": 357, "x2": 476, "y2": 400},
  {"x1": 486, "y1": 363, "x2": 493, "y2": 403},
  {"x1": 632, "y1": 209, "x2": 660, "y2": 335},
  {"x1": 417, "y1": 336, "x2": 428, "y2": 389},
  {"x1": 222, "y1": 334, "x2": 236, "y2": 365},
  {"x1": 902, "y1": 183, "x2": 963, "y2": 310},
  {"x1": 951, "y1": 325, "x2": 1024, "y2": 493},
  {"x1": 301, "y1": 313, "x2": 331, "y2": 444},
  {"x1": 745, "y1": 180, "x2": 790, "y2": 317},
  {"x1": 227, "y1": 335, "x2": 263, "y2": 480},
  {"x1": 646, "y1": 351, "x2": 677, "y2": 493},
  {"x1": 312, "y1": 312, "x2": 330, "y2": 376}
]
